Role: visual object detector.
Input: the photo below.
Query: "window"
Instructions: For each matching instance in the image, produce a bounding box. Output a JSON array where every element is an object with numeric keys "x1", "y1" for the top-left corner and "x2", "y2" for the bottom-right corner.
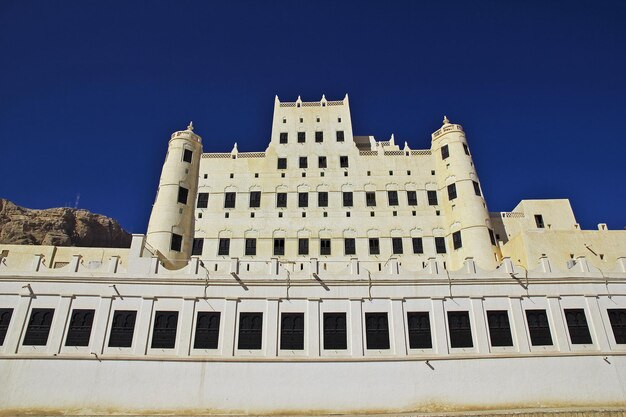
[
  {"x1": 608, "y1": 309, "x2": 626, "y2": 344},
  {"x1": 274, "y1": 238, "x2": 285, "y2": 256},
  {"x1": 435, "y1": 237, "x2": 446, "y2": 254},
  {"x1": 407, "y1": 312, "x2": 432, "y2": 349},
  {"x1": 224, "y1": 192, "x2": 236, "y2": 208},
  {"x1": 108, "y1": 310, "x2": 137, "y2": 348},
  {"x1": 412, "y1": 237, "x2": 423, "y2": 254},
  {"x1": 365, "y1": 313, "x2": 390, "y2": 349},
  {"x1": 197, "y1": 192, "x2": 209, "y2": 208},
  {"x1": 298, "y1": 238, "x2": 309, "y2": 255},
  {"x1": 249, "y1": 191, "x2": 261, "y2": 208},
  {"x1": 171, "y1": 233, "x2": 182, "y2": 252},
  {"x1": 407, "y1": 191, "x2": 417, "y2": 206},
  {"x1": 473, "y1": 181, "x2": 481, "y2": 196},
  {"x1": 324, "y1": 313, "x2": 347, "y2": 350},
  {"x1": 392, "y1": 237, "x2": 403, "y2": 254},
  {"x1": 366, "y1": 192, "x2": 376, "y2": 207},
  {"x1": 183, "y1": 149, "x2": 193, "y2": 163},
  {"x1": 447, "y1": 183, "x2": 457, "y2": 200},
  {"x1": 238, "y1": 312, "x2": 263, "y2": 350},
  {"x1": 279, "y1": 132, "x2": 288, "y2": 144},
  {"x1": 336, "y1": 131, "x2": 344, "y2": 142},
  {"x1": 63, "y1": 309, "x2": 95, "y2": 347},
  {"x1": 369, "y1": 238, "x2": 380, "y2": 255},
  {"x1": 453, "y1": 231, "x2": 462, "y2": 249},
  {"x1": 489, "y1": 229, "x2": 497, "y2": 245},
  {"x1": 526, "y1": 310, "x2": 553, "y2": 346},
  {"x1": 318, "y1": 156, "x2": 327, "y2": 168},
  {"x1": 178, "y1": 186, "x2": 189, "y2": 204},
  {"x1": 280, "y1": 313, "x2": 304, "y2": 350},
  {"x1": 192, "y1": 238, "x2": 204, "y2": 255},
  {"x1": 194, "y1": 312, "x2": 220, "y2": 349},
  {"x1": 245, "y1": 238, "x2": 256, "y2": 256},
  {"x1": 318, "y1": 192, "x2": 328, "y2": 207},
  {"x1": 535, "y1": 214, "x2": 545, "y2": 228},
  {"x1": 441, "y1": 144, "x2": 450, "y2": 159},
  {"x1": 342, "y1": 192, "x2": 353, "y2": 207},
  {"x1": 277, "y1": 158, "x2": 287, "y2": 169},
  {"x1": 298, "y1": 192, "x2": 308, "y2": 208},
  {"x1": 218, "y1": 238, "x2": 230, "y2": 256},
  {"x1": 448, "y1": 311, "x2": 473, "y2": 348},
  {"x1": 297, "y1": 132, "x2": 305, "y2": 143},
  {"x1": 338, "y1": 117, "x2": 342, "y2": 122},
  {"x1": 463, "y1": 143, "x2": 470, "y2": 155},
  {"x1": 564, "y1": 309, "x2": 592, "y2": 344},
  {"x1": 344, "y1": 238, "x2": 356, "y2": 255},
  {"x1": 387, "y1": 191, "x2": 398, "y2": 206},
  {"x1": 299, "y1": 156, "x2": 308, "y2": 169},
  {"x1": 427, "y1": 190, "x2": 438, "y2": 205},
  {"x1": 339, "y1": 155, "x2": 349, "y2": 168},
  {"x1": 0, "y1": 308, "x2": 13, "y2": 345},
  {"x1": 315, "y1": 131, "x2": 323, "y2": 142},
  {"x1": 276, "y1": 192, "x2": 287, "y2": 208},
  {"x1": 23, "y1": 308, "x2": 54, "y2": 346},
  {"x1": 486, "y1": 310, "x2": 513, "y2": 347},
  {"x1": 151, "y1": 311, "x2": 179, "y2": 349},
  {"x1": 320, "y1": 239, "x2": 331, "y2": 255}
]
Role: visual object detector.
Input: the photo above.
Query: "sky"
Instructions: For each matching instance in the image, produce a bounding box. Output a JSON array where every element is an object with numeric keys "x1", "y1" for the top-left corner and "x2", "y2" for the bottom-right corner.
[{"x1": 0, "y1": 0, "x2": 625, "y2": 233}]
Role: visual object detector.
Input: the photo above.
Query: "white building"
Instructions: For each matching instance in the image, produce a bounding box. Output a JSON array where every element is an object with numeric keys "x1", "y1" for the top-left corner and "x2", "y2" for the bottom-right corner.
[{"x1": 1, "y1": 95, "x2": 626, "y2": 415}]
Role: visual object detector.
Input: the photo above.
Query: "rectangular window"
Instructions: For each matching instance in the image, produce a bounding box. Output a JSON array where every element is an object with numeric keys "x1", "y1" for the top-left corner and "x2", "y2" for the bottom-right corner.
[
  {"x1": 238, "y1": 312, "x2": 263, "y2": 350},
  {"x1": 323, "y1": 313, "x2": 347, "y2": 350},
  {"x1": 535, "y1": 214, "x2": 545, "y2": 228},
  {"x1": 318, "y1": 156, "x2": 327, "y2": 168},
  {"x1": 369, "y1": 238, "x2": 380, "y2": 255},
  {"x1": 276, "y1": 192, "x2": 287, "y2": 208},
  {"x1": 277, "y1": 158, "x2": 287, "y2": 169},
  {"x1": 192, "y1": 238, "x2": 204, "y2": 255},
  {"x1": 392, "y1": 237, "x2": 403, "y2": 254},
  {"x1": 387, "y1": 190, "x2": 398, "y2": 206},
  {"x1": 298, "y1": 192, "x2": 308, "y2": 208},
  {"x1": 463, "y1": 143, "x2": 470, "y2": 155},
  {"x1": 224, "y1": 192, "x2": 236, "y2": 208},
  {"x1": 435, "y1": 237, "x2": 446, "y2": 254},
  {"x1": 486, "y1": 310, "x2": 513, "y2": 347},
  {"x1": 64, "y1": 309, "x2": 95, "y2": 347},
  {"x1": 344, "y1": 238, "x2": 356, "y2": 255},
  {"x1": 473, "y1": 181, "x2": 481, "y2": 196},
  {"x1": 365, "y1": 192, "x2": 376, "y2": 207},
  {"x1": 452, "y1": 231, "x2": 462, "y2": 249},
  {"x1": 249, "y1": 191, "x2": 261, "y2": 208},
  {"x1": 194, "y1": 312, "x2": 220, "y2": 349},
  {"x1": 336, "y1": 131, "x2": 344, "y2": 142},
  {"x1": 318, "y1": 192, "x2": 328, "y2": 207},
  {"x1": 441, "y1": 144, "x2": 450, "y2": 159},
  {"x1": 178, "y1": 186, "x2": 189, "y2": 204},
  {"x1": 245, "y1": 238, "x2": 256, "y2": 256},
  {"x1": 448, "y1": 311, "x2": 473, "y2": 348},
  {"x1": 564, "y1": 309, "x2": 592, "y2": 344},
  {"x1": 0, "y1": 308, "x2": 13, "y2": 346},
  {"x1": 320, "y1": 239, "x2": 331, "y2": 255},
  {"x1": 365, "y1": 313, "x2": 390, "y2": 349},
  {"x1": 151, "y1": 311, "x2": 179, "y2": 349},
  {"x1": 299, "y1": 156, "x2": 308, "y2": 169},
  {"x1": 279, "y1": 132, "x2": 288, "y2": 144},
  {"x1": 447, "y1": 183, "x2": 457, "y2": 200},
  {"x1": 171, "y1": 233, "x2": 182, "y2": 252},
  {"x1": 218, "y1": 238, "x2": 230, "y2": 256},
  {"x1": 407, "y1": 312, "x2": 432, "y2": 349},
  {"x1": 407, "y1": 190, "x2": 417, "y2": 205},
  {"x1": 526, "y1": 309, "x2": 553, "y2": 346},
  {"x1": 23, "y1": 309, "x2": 55, "y2": 346},
  {"x1": 427, "y1": 190, "x2": 438, "y2": 205},
  {"x1": 183, "y1": 148, "x2": 193, "y2": 163},
  {"x1": 298, "y1": 238, "x2": 309, "y2": 255},
  {"x1": 197, "y1": 192, "x2": 209, "y2": 208},
  {"x1": 273, "y1": 238, "x2": 285, "y2": 256},
  {"x1": 489, "y1": 229, "x2": 497, "y2": 245},
  {"x1": 412, "y1": 237, "x2": 424, "y2": 254},
  {"x1": 108, "y1": 310, "x2": 137, "y2": 348},
  {"x1": 342, "y1": 191, "x2": 353, "y2": 207},
  {"x1": 608, "y1": 309, "x2": 626, "y2": 344},
  {"x1": 280, "y1": 313, "x2": 304, "y2": 350},
  {"x1": 315, "y1": 131, "x2": 323, "y2": 142},
  {"x1": 339, "y1": 155, "x2": 349, "y2": 168},
  {"x1": 297, "y1": 132, "x2": 305, "y2": 143}
]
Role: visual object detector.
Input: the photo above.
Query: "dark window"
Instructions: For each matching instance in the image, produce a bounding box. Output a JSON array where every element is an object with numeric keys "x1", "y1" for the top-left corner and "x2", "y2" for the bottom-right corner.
[
  {"x1": 245, "y1": 238, "x2": 256, "y2": 256},
  {"x1": 447, "y1": 183, "x2": 457, "y2": 200},
  {"x1": 565, "y1": 309, "x2": 592, "y2": 344},
  {"x1": 280, "y1": 313, "x2": 304, "y2": 350},
  {"x1": 192, "y1": 238, "x2": 204, "y2": 255},
  {"x1": 489, "y1": 229, "x2": 497, "y2": 245},
  {"x1": 276, "y1": 192, "x2": 287, "y2": 208},
  {"x1": 448, "y1": 311, "x2": 473, "y2": 348},
  {"x1": 323, "y1": 313, "x2": 347, "y2": 350},
  {"x1": 183, "y1": 149, "x2": 193, "y2": 163},
  {"x1": 407, "y1": 312, "x2": 432, "y2": 349},
  {"x1": 274, "y1": 238, "x2": 285, "y2": 256},
  {"x1": 298, "y1": 192, "x2": 308, "y2": 208},
  {"x1": 238, "y1": 312, "x2": 263, "y2": 350},
  {"x1": 344, "y1": 238, "x2": 356, "y2": 255},
  {"x1": 23, "y1": 308, "x2": 55, "y2": 346},
  {"x1": 298, "y1": 238, "x2": 309, "y2": 255},
  {"x1": 318, "y1": 156, "x2": 327, "y2": 168},
  {"x1": 299, "y1": 156, "x2": 308, "y2": 169},
  {"x1": 64, "y1": 309, "x2": 95, "y2": 347},
  {"x1": 453, "y1": 231, "x2": 462, "y2": 249},
  {"x1": 339, "y1": 155, "x2": 349, "y2": 168},
  {"x1": 336, "y1": 131, "x2": 344, "y2": 142},
  {"x1": 151, "y1": 311, "x2": 179, "y2": 349},
  {"x1": 463, "y1": 143, "x2": 470, "y2": 155},
  {"x1": 343, "y1": 192, "x2": 353, "y2": 207},
  {"x1": 178, "y1": 186, "x2": 189, "y2": 204},
  {"x1": 218, "y1": 238, "x2": 230, "y2": 256},
  {"x1": 249, "y1": 191, "x2": 261, "y2": 208},
  {"x1": 526, "y1": 310, "x2": 553, "y2": 346},
  {"x1": 435, "y1": 237, "x2": 446, "y2": 254},
  {"x1": 441, "y1": 144, "x2": 450, "y2": 159},
  {"x1": 365, "y1": 313, "x2": 390, "y2": 349},
  {"x1": 277, "y1": 158, "x2": 287, "y2": 169},
  {"x1": 320, "y1": 239, "x2": 331, "y2": 255},
  {"x1": 535, "y1": 214, "x2": 545, "y2": 228},
  {"x1": 279, "y1": 132, "x2": 288, "y2": 144},
  {"x1": 194, "y1": 312, "x2": 220, "y2": 349},
  {"x1": 412, "y1": 237, "x2": 424, "y2": 254},
  {"x1": 0, "y1": 308, "x2": 13, "y2": 345},
  {"x1": 366, "y1": 192, "x2": 376, "y2": 207},
  {"x1": 315, "y1": 131, "x2": 323, "y2": 142},
  {"x1": 318, "y1": 191, "x2": 328, "y2": 207},
  {"x1": 487, "y1": 310, "x2": 513, "y2": 347},
  {"x1": 297, "y1": 132, "x2": 305, "y2": 143},
  {"x1": 608, "y1": 309, "x2": 626, "y2": 344},
  {"x1": 407, "y1": 191, "x2": 417, "y2": 205},
  {"x1": 392, "y1": 237, "x2": 403, "y2": 254},
  {"x1": 427, "y1": 190, "x2": 438, "y2": 205},
  {"x1": 387, "y1": 191, "x2": 398, "y2": 206},
  {"x1": 473, "y1": 181, "x2": 481, "y2": 196},
  {"x1": 171, "y1": 233, "x2": 182, "y2": 252},
  {"x1": 224, "y1": 192, "x2": 236, "y2": 208},
  {"x1": 108, "y1": 310, "x2": 137, "y2": 348},
  {"x1": 369, "y1": 238, "x2": 380, "y2": 255},
  {"x1": 197, "y1": 192, "x2": 209, "y2": 208}
]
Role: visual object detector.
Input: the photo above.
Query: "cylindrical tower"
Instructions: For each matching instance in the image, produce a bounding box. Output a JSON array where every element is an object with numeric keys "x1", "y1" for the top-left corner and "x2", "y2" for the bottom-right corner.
[
  {"x1": 146, "y1": 122, "x2": 202, "y2": 267},
  {"x1": 431, "y1": 116, "x2": 497, "y2": 270}
]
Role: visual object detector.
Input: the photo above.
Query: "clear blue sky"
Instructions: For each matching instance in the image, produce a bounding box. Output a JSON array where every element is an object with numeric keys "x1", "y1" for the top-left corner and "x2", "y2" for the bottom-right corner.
[{"x1": 1, "y1": 0, "x2": 624, "y2": 233}]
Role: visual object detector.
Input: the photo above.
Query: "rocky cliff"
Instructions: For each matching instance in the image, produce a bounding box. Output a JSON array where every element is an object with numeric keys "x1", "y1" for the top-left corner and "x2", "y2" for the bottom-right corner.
[{"x1": 0, "y1": 199, "x2": 132, "y2": 248}]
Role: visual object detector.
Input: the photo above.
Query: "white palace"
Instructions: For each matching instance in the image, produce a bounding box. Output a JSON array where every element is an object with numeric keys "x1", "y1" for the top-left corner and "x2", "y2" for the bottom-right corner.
[{"x1": 1, "y1": 95, "x2": 626, "y2": 415}]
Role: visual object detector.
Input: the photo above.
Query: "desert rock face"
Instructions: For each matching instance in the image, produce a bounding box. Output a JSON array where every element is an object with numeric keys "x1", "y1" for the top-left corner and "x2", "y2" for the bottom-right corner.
[{"x1": 0, "y1": 199, "x2": 132, "y2": 248}]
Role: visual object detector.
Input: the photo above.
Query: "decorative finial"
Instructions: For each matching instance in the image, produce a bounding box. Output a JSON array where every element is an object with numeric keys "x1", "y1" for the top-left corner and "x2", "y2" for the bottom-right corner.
[
  {"x1": 443, "y1": 116, "x2": 450, "y2": 125},
  {"x1": 187, "y1": 121, "x2": 194, "y2": 131}
]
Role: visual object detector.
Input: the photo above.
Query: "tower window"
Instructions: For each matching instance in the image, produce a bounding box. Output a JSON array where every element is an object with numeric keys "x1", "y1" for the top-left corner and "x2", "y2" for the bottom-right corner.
[
  {"x1": 342, "y1": 192, "x2": 353, "y2": 207},
  {"x1": 108, "y1": 310, "x2": 137, "y2": 348},
  {"x1": 171, "y1": 233, "x2": 183, "y2": 252},
  {"x1": 412, "y1": 237, "x2": 424, "y2": 254},
  {"x1": 435, "y1": 237, "x2": 446, "y2": 254},
  {"x1": 0, "y1": 308, "x2": 14, "y2": 346},
  {"x1": 192, "y1": 238, "x2": 204, "y2": 255},
  {"x1": 273, "y1": 238, "x2": 285, "y2": 256},
  {"x1": 298, "y1": 238, "x2": 309, "y2": 255},
  {"x1": 238, "y1": 312, "x2": 263, "y2": 350},
  {"x1": 447, "y1": 183, "x2": 457, "y2": 200},
  {"x1": 369, "y1": 238, "x2": 380, "y2": 255},
  {"x1": 183, "y1": 149, "x2": 193, "y2": 163},
  {"x1": 339, "y1": 155, "x2": 349, "y2": 168},
  {"x1": 452, "y1": 231, "x2": 462, "y2": 249},
  {"x1": 441, "y1": 144, "x2": 450, "y2": 160},
  {"x1": 276, "y1": 192, "x2": 287, "y2": 208},
  {"x1": 65, "y1": 309, "x2": 95, "y2": 347},
  {"x1": 427, "y1": 190, "x2": 438, "y2": 206},
  {"x1": 151, "y1": 311, "x2": 179, "y2": 349},
  {"x1": 344, "y1": 238, "x2": 356, "y2": 255},
  {"x1": 526, "y1": 310, "x2": 553, "y2": 346},
  {"x1": 277, "y1": 158, "x2": 287, "y2": 169},
  {"x1": 224, "y1": 192, "x2": 236, "y2": 208},
  {"x1": 324, "y1": 313, "x2": 347, "y2": 350},
  {"x1": 534, "y1": 214, "x2": 545, "y2": 228},
  {"x1": 249, "y1": 191, "x2": 261, "y2": 208},
  {"x1": 365, "y1": 313, "x2": 390, "y2": 349},
  {"x1": 318, "y1": 191, "x2": 328, "y2": 207},
  {"x1": 489, "y1": 229, "x2": 497, "y2": 245},
  {"x1": 336, "y1": 131, "x2": 345, "y2": 142},
  {"x1": 194, "y1": 312, "x2": 220, "y2": 349},
  {"x1": 178, "y1": 186, "x2": 189, "y2": 204},
  {"x1": 218, "y1": 238, "x2": 230, "y2": 256},
  {"x1": 279, "y1": 132, "x2": 288, "y2": 144},
  {"x1": 407, "y1": 191, "x2": 417, "y2": 206},
  {"x1": 245, "y1": 238, "x2": 257, "y2": 256},
  {"x1": 320, "y1": 239, "x2": 331, "y2": 255},
  {"x1": 608, "y1": 309, "x2": 626, "y2": 344},
  {"x1": 338, "y1": 117, "x2": 342, "y2": 122},
  {"x1": 315, "y1": 131, "x2": 323, "y2": 142},
  {"x1": 392, "y1": 237, "x2": 403, "y2": 254},
  {"x1": 564, "y1": 309, "x2": 592, "y2": 344},
  {"x1": 318, "y1": 156, "x2": 327, "y2": 168},
  {"x1": 280, "y1": 313, "x2": 304, "y2": 350},
  {"x1": 407, "y1": 312, "x2": 432, "y2": 349},
  {"x1": 297, "y1": 132, "x2": 305, "y2": 143},
  {"x1": 448, "y1": 311, "x2": 473, "y2": 348},
  {"x1": 387, "y1": 190, "x2": 399, "y2": 206},
  {"x1": 463, "y1": 143, "x2": 470, "y2": 155},
  {"x1": 298, "y1": 192, "x2": 308, "y2": 208},
  {"x1": 366, "y1": 192, "x2": 376, "y2": 207},
  {"x1": 197, "y1": 192, "x2": 209, "y2": 208},
  {"x1": 473, "y1": 181, "x2": 481, "y2": 196},
  {"x1": 299, "y1": 156, "x2": 308, "y2": 169},
  {"x1": 487, "y1": 310, "x2": 513, "y2": 347}
]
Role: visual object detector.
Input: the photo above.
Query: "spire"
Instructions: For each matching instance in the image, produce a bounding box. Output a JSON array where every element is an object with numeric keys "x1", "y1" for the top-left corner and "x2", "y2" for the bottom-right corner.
[
  {"x1": 443, "y1": 115, "x2": 450, "y2": 125},
  {"x1": 187, "y1": 121, "x2": 194, "y2": 131}
]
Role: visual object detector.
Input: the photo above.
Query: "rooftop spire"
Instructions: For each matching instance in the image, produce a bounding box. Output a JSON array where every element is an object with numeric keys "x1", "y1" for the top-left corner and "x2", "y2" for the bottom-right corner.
[
  {"x1": 187, "y1": 121, "x2": 194, "y2": 131},
  {"x1": 443, "y1": 115, "x2": 450, "y2": 125}
]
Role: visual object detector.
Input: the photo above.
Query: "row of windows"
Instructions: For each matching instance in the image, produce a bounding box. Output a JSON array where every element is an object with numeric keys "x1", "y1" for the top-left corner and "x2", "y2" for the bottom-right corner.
[
  {"x1": 3, "y1": 307, "x2": 623, "y2": 351},
  {"x1": 206, "y1": 169, "x2": 425, "y2": 181},
  {"x1": 279, "y1": 131, "x2": 345, "y2": 144},
  {"x1": 277, "y1": 155, "x2": 349, "y2": 169},
  {"x1": 440, "y1": 143, "x2": 470, "y2": 160},
  {"x1": 281, "y1": 115, "x2": 342, "y2": 122}
]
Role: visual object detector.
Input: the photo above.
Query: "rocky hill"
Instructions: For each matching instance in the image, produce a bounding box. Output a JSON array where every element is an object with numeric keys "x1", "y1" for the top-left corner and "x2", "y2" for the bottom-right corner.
[{"x1": 0, "y1": 199, "x2": 132, "y2": 248}]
